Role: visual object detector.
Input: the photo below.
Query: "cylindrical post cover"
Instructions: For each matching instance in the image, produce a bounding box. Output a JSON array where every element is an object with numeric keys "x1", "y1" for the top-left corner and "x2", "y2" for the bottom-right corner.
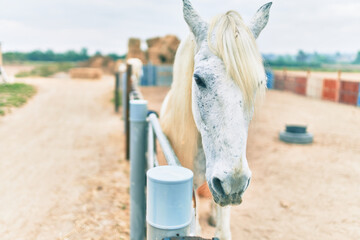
[
  {"x1": 130, "y1": 100, "x2": 148, "y2": 122},
  {"x1": 147, "y1": 166, "x2": 193, "y2": 230}
]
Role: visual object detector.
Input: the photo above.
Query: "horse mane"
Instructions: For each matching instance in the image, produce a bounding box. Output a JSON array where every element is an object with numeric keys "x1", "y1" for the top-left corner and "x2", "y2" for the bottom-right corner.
[
  {"x1": 160, "y1": 34, "x2": 199, "y2": 171},
  {"x1": 160, "y1": 11, "x2": 266, "y2": 170},
  {"x1": 208, "y1": 11, "x2": 266, "y2": 111}
]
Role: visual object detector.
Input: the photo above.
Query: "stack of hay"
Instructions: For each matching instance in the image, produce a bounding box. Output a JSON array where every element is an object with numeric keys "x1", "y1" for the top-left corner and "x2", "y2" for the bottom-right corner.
[
  {"x1": 86, "y1": 56, "x2": 116, "y2": 74},
  {"x1": 69, "y1": 68, "x2": 103, "y2": 80},
  {"x1": 146, "y1": 35, "x2": 180, "y2": 65},
  {"x1": 127, "y1": 38, "x2": 147, "y2": 64}
]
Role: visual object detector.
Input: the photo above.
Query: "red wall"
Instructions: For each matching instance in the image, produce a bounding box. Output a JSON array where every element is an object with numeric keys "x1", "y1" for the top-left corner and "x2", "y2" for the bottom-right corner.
[
  {"x1": 294, "y1": 77, "x2": 307, "y2": 95},
  {"x1": 339, "y1": 81, "x2": 360, "y2": 106},
  {"x1": 322, "y1": 79, "x2": 339, "y2": 102}
]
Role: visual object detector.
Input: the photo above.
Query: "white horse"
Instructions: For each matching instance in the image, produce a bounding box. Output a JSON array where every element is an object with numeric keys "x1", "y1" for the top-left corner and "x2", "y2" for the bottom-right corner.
[
  {"x1": 160, "y1": 0, "x2": 272, "y2": 239},
  {"x1": 126, "y1": 58, "x2": 143, "y2": 98}
]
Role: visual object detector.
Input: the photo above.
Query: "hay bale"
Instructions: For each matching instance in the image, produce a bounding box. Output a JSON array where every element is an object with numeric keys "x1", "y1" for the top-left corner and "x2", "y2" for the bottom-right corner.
[
  {"x1": 146, "y1": 35, "x2": 180, "y2": 65},
  {"x1": 146, "y1": 37, "x2": 161, "y2": 48},
  {"x1": 80, "y1": 56, "x2": 117, "y2": 74},
  {"x1": 89, "y1": 56, "x2": 115, "y2": 74},
  {"x1": 69, "y1": 68, "x2": 103, "y2": 80},
  {"x1": 127, "y1": 38, "x2": 146, "y2": 64},
  {"x1": 128, "y1": 38, "x2": 141, "y2": 50}
]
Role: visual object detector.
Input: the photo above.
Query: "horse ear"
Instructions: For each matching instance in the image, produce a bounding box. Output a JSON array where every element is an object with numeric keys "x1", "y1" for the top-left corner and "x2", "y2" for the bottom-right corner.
[
  {"x1": 182, "y1": 0, "x2": 208, "y2": 44},
  {"x1": 249, "y1": 2, "x2": 272, "y2": 39}
]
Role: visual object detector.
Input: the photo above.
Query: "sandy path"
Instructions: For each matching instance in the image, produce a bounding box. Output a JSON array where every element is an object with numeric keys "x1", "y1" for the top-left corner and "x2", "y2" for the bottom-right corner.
[
  {"x1": 200, "y1": 90, "x2": 360, "y2": 240},
  {"x1": 2, "y1": 79, "x2": 358, "y2": 240},
  {"x1": 141, "y1": 87, "x2": 360, "y2": 240},
  {"x1": 0, "y1": 76, "x2": 123, "y2": 239}
]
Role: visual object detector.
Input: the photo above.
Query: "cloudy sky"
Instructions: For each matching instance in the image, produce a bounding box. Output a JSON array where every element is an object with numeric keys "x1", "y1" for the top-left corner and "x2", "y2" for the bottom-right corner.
[{"x1": 0, "y1": 0, "x2": 360, "y2": 55}]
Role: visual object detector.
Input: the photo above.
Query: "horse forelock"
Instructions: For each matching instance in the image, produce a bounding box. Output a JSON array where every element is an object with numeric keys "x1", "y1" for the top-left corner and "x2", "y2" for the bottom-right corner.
[{"x1": 207, "y1": 10, "x2": 266, "y2": 113}]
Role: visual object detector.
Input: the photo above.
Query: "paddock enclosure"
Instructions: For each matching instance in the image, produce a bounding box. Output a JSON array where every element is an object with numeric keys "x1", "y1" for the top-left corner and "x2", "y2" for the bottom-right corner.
[
  {"x1": 0, "y1": 65, "x2": 359, "y2": 239},
  {"x1": 139, "y1": 86, "x2": 360, "y2": 240}
]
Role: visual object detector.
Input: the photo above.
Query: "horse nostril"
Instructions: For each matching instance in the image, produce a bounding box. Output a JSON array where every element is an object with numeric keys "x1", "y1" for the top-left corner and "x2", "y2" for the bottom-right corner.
[
  {"x1": 245, "y1": 178, "x2": 251, "y2": 190},
  {"x1": 212, "y1": 177, "x2": 225, "y2": 196}
]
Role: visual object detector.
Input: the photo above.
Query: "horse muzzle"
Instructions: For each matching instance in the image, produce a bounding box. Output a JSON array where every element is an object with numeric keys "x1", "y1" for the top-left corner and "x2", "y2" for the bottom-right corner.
[{"x1": 208, "y1": 173, "x2": 251, "y2": 206}]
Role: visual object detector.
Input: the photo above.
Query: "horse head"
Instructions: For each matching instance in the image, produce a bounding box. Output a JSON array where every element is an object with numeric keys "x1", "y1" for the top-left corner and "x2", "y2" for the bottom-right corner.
[{"x1": 182, "y1": 0, "x2": 271, "y2": 206}]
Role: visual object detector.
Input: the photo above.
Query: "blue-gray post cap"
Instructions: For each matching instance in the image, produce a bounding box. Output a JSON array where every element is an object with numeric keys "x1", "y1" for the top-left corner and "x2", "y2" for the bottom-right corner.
[{"x1": 130, "y1": 100, "x2": 148, "y2": 122}]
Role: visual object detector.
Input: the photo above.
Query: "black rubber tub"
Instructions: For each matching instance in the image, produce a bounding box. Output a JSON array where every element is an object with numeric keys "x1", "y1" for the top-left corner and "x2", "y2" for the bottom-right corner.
[
  {"x1": 285, "y1": 125, "x2": 307, "y2": 134},
  {"x1": 279, "y1": 125, "x2": 313, "y2": 144}
]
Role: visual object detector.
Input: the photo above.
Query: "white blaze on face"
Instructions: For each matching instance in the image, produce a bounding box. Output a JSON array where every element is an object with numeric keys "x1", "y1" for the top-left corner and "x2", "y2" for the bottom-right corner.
[{"x1": 191, "y1": 43, "x2": 253, "y2": 205}]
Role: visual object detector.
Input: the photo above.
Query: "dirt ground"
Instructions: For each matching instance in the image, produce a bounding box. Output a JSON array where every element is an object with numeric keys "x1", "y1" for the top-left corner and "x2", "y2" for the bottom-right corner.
[
  {"x1": 1, "y1": 68, "x2": 359, "y2": 239},
  {"x1": 0, "y1": 73, "x2": 130, "y2": 240}
]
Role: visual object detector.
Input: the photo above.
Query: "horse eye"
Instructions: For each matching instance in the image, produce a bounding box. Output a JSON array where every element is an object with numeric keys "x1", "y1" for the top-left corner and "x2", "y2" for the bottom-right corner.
[{"x1": 194, "y1": 74, "x2": 206, "y2": 88}]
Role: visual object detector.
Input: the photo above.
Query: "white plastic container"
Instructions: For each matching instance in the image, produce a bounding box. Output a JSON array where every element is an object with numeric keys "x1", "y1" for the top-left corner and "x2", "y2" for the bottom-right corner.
[{"x1": 147, "y1": 166, "x2": 193, "y2": 239}]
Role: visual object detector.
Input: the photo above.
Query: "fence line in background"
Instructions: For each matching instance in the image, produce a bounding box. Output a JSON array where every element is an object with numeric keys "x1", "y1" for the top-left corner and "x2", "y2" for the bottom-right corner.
[
  {"x1": 114, "y1": 72, "x2": 121, "y2": 113},
  {"x1": 141, "y1": 64, "x2": 173, "y2": 86},
  {"x1": 271, "y1": 69, "x2": 360, "y2": 107}
]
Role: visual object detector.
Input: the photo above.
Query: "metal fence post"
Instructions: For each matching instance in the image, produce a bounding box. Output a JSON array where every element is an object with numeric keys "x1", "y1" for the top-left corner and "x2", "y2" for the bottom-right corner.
[
  {"x1": 125, "y1": 64, "x2": 132, "y2": 160},
  {"x1": 122, "y1": 72, "x2": 127, "y2": 123},
  {"x1": 115, "y1": 72, "x2": 120, "y2": 113},
  {"x1": 147, "y1": 166, "x2": 193, "y2": 239},
  {"x1": 130, "y1": 99, "x2": 148, "y2": 240}
]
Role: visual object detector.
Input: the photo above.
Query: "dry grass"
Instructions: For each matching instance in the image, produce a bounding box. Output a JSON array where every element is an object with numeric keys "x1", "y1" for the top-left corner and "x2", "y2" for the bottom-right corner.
[
  {"x1": 15, "y1": 62, "x2": 74, "y2": 78},
  {"x1": 0, "y1": 83, "x2": 36, "y2": 115}
]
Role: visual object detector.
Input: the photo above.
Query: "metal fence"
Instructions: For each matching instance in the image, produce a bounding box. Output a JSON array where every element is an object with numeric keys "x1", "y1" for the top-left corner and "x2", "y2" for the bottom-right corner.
[
  {"x1": 141, "y1": 64, "x2": 173, "y2": 86},
  {"x1": 129, "y1": 100, "x2": 194, "y2": 239},
  {"x1": 120, "y1": 66, "x2": 196, "y2": 240},
  {"x1": 272, "y1": 70, "x2": 360, "y2": 107},
  {"x1": 266, "y1": 69, "x2": 274, "y2": 89}
]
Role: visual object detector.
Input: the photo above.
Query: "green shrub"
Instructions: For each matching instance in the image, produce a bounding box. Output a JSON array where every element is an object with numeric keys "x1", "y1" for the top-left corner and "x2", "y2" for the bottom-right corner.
[
  {"x1": 15, "y1": 62, "x2": 75, "y2": 78},
  {"x1": 0, "y1": 83, "x2": 36, "y2": 115}
]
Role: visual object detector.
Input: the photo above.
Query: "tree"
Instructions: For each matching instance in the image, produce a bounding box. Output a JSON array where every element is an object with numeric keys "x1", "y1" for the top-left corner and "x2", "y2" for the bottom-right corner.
[
  {"x1": 296, "y1": 50, "x2": 307, "y2": 63},
  {"x1": 353, "y1": 51, "x2": 360, "y2": 64}
]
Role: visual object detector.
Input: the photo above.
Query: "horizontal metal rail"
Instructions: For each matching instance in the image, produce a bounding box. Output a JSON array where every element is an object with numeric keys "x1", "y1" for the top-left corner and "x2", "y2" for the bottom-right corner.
[
  {"x1": 147, "y1": 121, "x2": 159, "y2": 169},
  {"x1": 147, "y1": 113, "x2": 181, "y2": 167}
]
